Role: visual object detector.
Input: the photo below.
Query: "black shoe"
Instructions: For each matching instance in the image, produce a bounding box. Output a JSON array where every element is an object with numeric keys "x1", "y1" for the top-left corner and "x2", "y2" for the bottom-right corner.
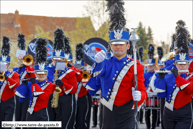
[{"x1": 140, "y1": 122, "x2": 145, "y2": 124}]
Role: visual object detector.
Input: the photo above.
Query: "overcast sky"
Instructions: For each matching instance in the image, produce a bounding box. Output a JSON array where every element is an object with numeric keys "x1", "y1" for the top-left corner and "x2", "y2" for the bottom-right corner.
[{"x1": 1, "y1": 0, "x2": 192, "y2": 45}]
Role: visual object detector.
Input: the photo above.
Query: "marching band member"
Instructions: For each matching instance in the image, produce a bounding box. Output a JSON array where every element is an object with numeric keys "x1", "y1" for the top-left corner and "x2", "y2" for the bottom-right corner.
[
  {"x1": 91, "y1": 90, "x2": 100, "y2": 128},
  {"x1": 138, "y1": 47, "x2": 145, "y2": 124},
  {"x1": 74, "y1": 43, "x2": 90, "y2": 129},
  {"x1": 47, "y1": 28, "x2": 77, "y2": 129},
  {"x1": 156, "y1": 47, "x2": 165, "y2": 127},
  {"x1": 76, "y1": 67, "x2": 91, "y2": 129},
  {"x1": 86, "y1": 0, "x2": 147, "y2": 128},
  {"x1": 189, "y1": 39, "x2": 193, "y2": 74},
  {"x1": 13, "y1": 33, "x2": 36, "y2": 121},
  {"x1": 0, "y1": 36, "x2": 20, "y2": 128},
  {"x1": 144, "y1": 44, "x2": 158, "y2": 129},
  {"x1": 155, "y1": 25, "x2": 193, "y2": 129},
  {"x1": 15, "y1": 38, "x2": 56, "y2": 127}
]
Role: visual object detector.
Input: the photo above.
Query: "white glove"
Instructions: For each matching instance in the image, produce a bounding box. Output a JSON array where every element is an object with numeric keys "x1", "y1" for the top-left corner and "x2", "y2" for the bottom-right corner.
[
  {"x1": 132, "y1": 87, "x2": 141, "y2": 101},
  {"x1": 95, "y1": 50, "x2": 106, "y2": 63}
]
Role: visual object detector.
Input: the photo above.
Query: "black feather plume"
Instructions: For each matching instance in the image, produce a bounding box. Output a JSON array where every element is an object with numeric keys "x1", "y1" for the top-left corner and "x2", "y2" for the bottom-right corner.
[
  {"x1": 176, "y1": 20, "x2": 186, "y2": 27},
  {"x1": 106, "y1": 0, "x2": 126, "y2": 32},
  {"x1": 148, "y1": 44, "x2": 154, "y2": 59},
  {"x1": 176, "y1": 26, "x2": 189, "y2": 54},
  {"x1": 64, "y1": 37, "x2": 71, "y2": 54},
  {"x1": 1, "y1": 36, "x2": 10, "y2": 56},
  {"x1": 170, "y1": 34, "x2": 176, "y2": 51},
  {"x1": 191, "y1": 39, "x2": 193, "y2": 44},
  {"x1": 127, "y1": 41, "x2": 133, "y2": 57},
  {"x1": 35, "y1": 38, "x2": 47, "y2": 64},
  {"x1": 139, "y1": 47, "x2": 143, "y2": 60},
  {"x1": 17, "y1": 33, "x2": 25, "y2": 50},
  {"x1": 157, "y1": 47, "x2": 163, "y2": 60},
  {"x1": 76, "y1": 43, "x2": 84, "y2": 62},
  {"x1": 54, "y1": 28, "x2": 65, "y2": 51}
]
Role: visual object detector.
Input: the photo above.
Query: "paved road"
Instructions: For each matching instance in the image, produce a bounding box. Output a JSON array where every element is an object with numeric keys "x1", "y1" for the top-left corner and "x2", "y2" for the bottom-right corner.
[
  {"x1": 90, "y1": 123, "x2": 162, "y2": 129},
  {"x1": 89, "y1": 107, "x2": 162, "y2": 129}
]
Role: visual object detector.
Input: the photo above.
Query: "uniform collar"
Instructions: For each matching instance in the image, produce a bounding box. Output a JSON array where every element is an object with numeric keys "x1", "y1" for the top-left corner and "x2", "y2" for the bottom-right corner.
[
  {"x1": 36, "y1": 80, "x2": 46, "y2": 86},
  {"x1": 112, "y1": 55, "x2": 127, "y2": 62},
  {"x1": 5, "y1": 71, "x2": 10, "y2": 76},
  {"x1": 149, "y1": 71, "x2": 155, "y2": 74},
  {"x1": 180, "y1": 73, "x2": 187, "y2": 78}
]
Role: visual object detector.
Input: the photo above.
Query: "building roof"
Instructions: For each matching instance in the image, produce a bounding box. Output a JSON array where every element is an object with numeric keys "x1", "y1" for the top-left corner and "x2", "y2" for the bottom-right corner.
[{"x1": 0, "y1": 10, "x2": 95, "y2": 40}]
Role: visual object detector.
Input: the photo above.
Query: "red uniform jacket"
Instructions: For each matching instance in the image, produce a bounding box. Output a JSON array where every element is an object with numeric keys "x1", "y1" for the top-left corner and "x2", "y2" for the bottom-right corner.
[
  {"x1": 189, "y1": 61, "x2": 193, "y2": 74},
  {"x1": 174, "y1": 75, "x2": 193, "y2": 109},
  {"x1": 58, "y1": 69, "x2": 78, "y2": 96},
  {"x1": 0, "y1": 72, "x2": 20, "y2": 101},
  {"x1": 32, "y1": 81, "x2": 56, "y2": 112},
  {"x1": 114, "y1": 59, "x2": 147, "y2": 107},
  {"x1": 24, "y1": 66, "x2": 36, "y2": 78},
  {"x1": 68, "y1": 66, "x2": 82, "y2": 82},
  {"x1": 78, "y1": 82, "x2": 89, "y2": 98}
]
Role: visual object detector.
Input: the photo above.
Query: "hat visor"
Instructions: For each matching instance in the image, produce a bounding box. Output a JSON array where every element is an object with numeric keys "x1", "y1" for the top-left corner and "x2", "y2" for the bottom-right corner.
[
  {"x1": 158, "y1": 63, "x2": 164, "y2": 66},
  {"x1": 111, "y1": 41, "x2": 127, "y2": 45},
  {"x1": 148, "y1": 63, "x2": 155, "y2": 66},
  {"x1": 35, "y1": 70, "x2": 48, "y2": 74},
  {"x1": 176, "y1": 61, "x2": 188, "y2": 64},
  {"x1": 52, "y1": 57, "x2": 64, "y2": 60},
  {"x1": 109, "y1": 39, "x2": 129, "y2": 44}
]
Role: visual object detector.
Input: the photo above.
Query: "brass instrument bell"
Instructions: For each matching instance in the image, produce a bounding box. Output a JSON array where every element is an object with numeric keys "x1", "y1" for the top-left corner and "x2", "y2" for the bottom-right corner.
[
  {"x1": 82, "y1": 70, "x2": 90, "y2": 82},
  {"x1": 23, "y1": 54, "x2": 34, "y2": 66},
  {"x1": 0, "y1": 71, "x2": 5, "y2": 82}
]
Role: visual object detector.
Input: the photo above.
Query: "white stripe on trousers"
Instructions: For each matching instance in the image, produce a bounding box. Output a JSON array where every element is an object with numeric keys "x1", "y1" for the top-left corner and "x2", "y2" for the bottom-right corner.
[{"x1": 65, "y1": 94, "x2": 74, "y2": 129}]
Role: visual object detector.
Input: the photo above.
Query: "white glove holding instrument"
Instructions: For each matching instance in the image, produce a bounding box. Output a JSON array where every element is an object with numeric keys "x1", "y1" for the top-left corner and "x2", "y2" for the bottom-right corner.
[
  {"x1": 95, "y1": 50, "x2": 106, "y2": 63},
  {"x1": 132, "y1": 87, "x2": 141, "y2": 101}
]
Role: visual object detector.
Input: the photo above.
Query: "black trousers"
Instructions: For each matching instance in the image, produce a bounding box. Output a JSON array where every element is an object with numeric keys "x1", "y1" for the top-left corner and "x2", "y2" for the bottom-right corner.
[
  {"x1": 92, "y1": 104, "x2": 98, "y2": 126},
  {"x1": 76, "y1": 95, "x2": 88, "y2": 129},
  {"x1": 157, "y1": 110, "x2": 160, "y2": 126},
  {"x1": 0, "y1": 97, "x2": 15, "y2": 129},
  {"x1": 99, "y1": 103, "x2": 103, "y2": 129},
  {"x1": 102, "y1": 100, "x2": 135, "y2": 129},
  {"x1": 15, "y1": 96, "x2": 29, "y2": 121},
  {"x1": 85, "y1": 93, "x2": 92, "y2": 129},
  {"x1": 54, "y1": 94, "x2": 75, "y2": 129},
  {"x1": 26, "y1": 108, "x2": 48, "y2": 129},
  {"x1": 163, "y1": 102, "x2": 192, "y2": 129},
  {"x1": 47, "y1": 94, "x2": 55, "y2": 121},
  {"x1": 137, "y1": 108, "x2": 144, "y2": 123},
  {"x1": 145, "y1": 109, "x2": 157, "y2": 129},
  {"x1": 160, "y1": 98, "x2": 165, "y2": 129}
]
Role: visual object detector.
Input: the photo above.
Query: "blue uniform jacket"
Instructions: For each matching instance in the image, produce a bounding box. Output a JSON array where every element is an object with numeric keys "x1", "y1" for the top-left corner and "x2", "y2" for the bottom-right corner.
[{"x1": 87, "y1": 56, "x2": 131, "y2": 101}]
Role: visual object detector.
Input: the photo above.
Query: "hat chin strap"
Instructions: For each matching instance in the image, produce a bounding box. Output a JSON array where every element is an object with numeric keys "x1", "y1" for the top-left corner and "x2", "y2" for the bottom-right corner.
[
  {"x1": 36, "y1": 77, "x2": 46, "y2": 81},
  {"x1": 176, "y1": 64, "x2": 189, "y2": 73},
  {"x1": 148, "y1": 66, "x2": 155, "y2": 71},
  {"x1": 110, "y1": 43, "x2": 129, "y2": 55}
]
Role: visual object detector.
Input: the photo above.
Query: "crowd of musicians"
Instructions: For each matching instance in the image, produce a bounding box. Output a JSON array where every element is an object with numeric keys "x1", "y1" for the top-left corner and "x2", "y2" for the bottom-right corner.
[{"x1": 0, "y1": 1, "x2": 193, "y2": 129}]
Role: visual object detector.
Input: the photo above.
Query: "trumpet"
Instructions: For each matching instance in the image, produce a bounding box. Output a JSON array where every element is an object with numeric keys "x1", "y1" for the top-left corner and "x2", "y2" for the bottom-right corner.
[
  {"x1": 23, "y1": 54, "x2": 34, "y2": 66},
  {"x1": 51, "y1": 70, "x2": 62, "y2": 108},
  {"x1": 0, "y1": 71, "x2": 5, "y2": 82},
  {"x1": 82, "y1": 70, "x2": 90, "y2": 82}
]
